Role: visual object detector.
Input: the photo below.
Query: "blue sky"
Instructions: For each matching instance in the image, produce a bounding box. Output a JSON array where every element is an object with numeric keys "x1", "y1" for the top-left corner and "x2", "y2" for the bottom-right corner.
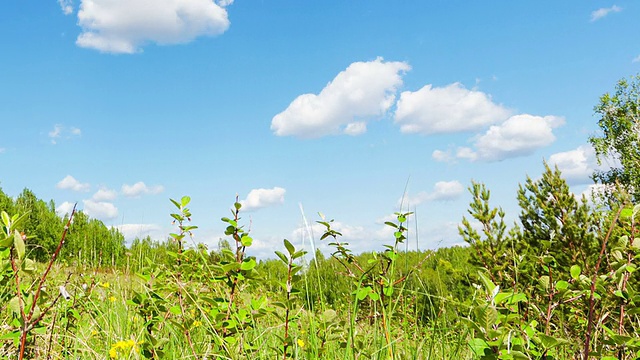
[{"x1": 1, "y1": 1, "x2": 638, "y2": 258}]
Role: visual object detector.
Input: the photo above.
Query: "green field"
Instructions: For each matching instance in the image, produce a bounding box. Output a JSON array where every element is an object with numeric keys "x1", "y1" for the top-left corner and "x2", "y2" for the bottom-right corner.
[{"x1": 2, "y1": 76, "x2": 640, "y2": 359}]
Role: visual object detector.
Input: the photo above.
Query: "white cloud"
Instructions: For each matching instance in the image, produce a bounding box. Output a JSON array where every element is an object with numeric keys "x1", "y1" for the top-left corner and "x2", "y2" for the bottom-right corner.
[
  {"x1": 548, "y1": 145, "x2": 595, "y2": 185},
  {"x1": 398, "y1": 180, "x2": 464, "y2": 208},
  {"x1": 56, "y1": 175, "x2": 91, "y2": 192},
  {"x1": 83, "y1": 199, "x2": 118, "y2": 220},
  {"x1": 432, "y1": 149, "x2": 452, "y2": 162},
  {"x1": 579, "y1": 183, "x2": 615, "y2": 204},
  {"x1": 344, "y1": 122, "x2": 367, "y2": 136},
  {"x1": 633, "y1": 55, "x2": 640, "y2": 63},
  {"x1": 429, "y1": 181, "x2": 465, "y2": 201},
  {"x1": 453, "y1": 114, "x2": 565, "y2": 162},
  {"x1": 591, "y1": 5, "x2": 622, "y2": 22},
  {"x1": 92, "y1": 187, "x2": 118, "y2": 201},
  {"x1": 48, "y1": 124, "x2": 81, "y2": 144},
  {"x1": 271, "y1": 57, "x2": 410, "y2": 138},
  {"x1": 113, "y1": 224, "x2": 163, "y2": 242},
  {"x1": 58, "y1": 0, "x2": 73, "y2": 15},
  {"x1": 548, "y1": 144, "x2": 620, "y2": 185},
  {"x1": 292, "y1": 220, "x2": 382, "y2": 254},
  {"x1": 75, "y1": 0, "x2": 231, "y2": 54},
  {"x1": 56, "y1": 201, "x2": 76, "y2": 217},
  {"x1": 121, "y1": 182, "x2": 164, "y2": 197},
  {"x1": 49, "y1": 125, "x2": 62, "y2": 144},
  {"x1": 241, "y1": 187, "x2": 286, "y2": 211},
  {"x1": 394, "y1": 82, "x2": 511, "y2": 134}
]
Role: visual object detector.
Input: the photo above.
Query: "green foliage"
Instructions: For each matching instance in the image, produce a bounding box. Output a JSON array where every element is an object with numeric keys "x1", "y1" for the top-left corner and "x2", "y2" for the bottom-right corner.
[
  {"x1": 462, "y1": 162, "x2": 640, "y2": 359},
  {"x1": 589, "y1": 74, "x2": 640, "y2": 202},
  {"x1": 1, "y1": 206, "x2": 76, "y2": 359}
]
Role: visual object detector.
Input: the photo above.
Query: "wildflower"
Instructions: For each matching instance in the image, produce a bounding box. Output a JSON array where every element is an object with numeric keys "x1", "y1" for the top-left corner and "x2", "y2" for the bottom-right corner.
[
  {"x1": 100, "y1": 282, "x2": 110, "y2": 288},
  {"x1": 297, "y1": 339, "x2": 305, "y2": 348},
  {"x1": 59, "y1": 285, "x2": 71, "y2": 300},
  {"x1": 109, "y1": 339, "x2": 139, "y2": 359},
  {"x1": 109, "y1": 296, "x2": 116, "y2": 302}
]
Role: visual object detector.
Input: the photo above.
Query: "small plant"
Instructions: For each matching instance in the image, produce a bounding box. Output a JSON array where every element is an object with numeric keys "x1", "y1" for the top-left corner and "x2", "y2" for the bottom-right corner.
[
  {"x1": 273, "y1": 239, "x2": 307, "y2": 359},
  {"x1": 1, "y1": 206, "x2": 76, "y2": 359}
]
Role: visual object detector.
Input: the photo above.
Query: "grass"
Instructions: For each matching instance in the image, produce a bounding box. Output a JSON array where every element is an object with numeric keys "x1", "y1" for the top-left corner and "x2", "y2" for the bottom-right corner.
[{"x1": 0, "y1": 261, "x2": 472, "y2": 359}]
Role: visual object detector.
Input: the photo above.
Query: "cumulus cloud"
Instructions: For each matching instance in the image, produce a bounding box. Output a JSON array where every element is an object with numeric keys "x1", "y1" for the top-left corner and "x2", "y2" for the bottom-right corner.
[
  {"x1": 548, "y1": 144, "x2": 620, "y2": 185},
  {"x1": 591, "y1": 5, "x2": 622, "y2": 22},
  {"x1": 394, "y1": 82, "x2": 511, "y2": 134},
  {"x1": 432, "y1": 149, "x2": 452, "y2": 162},
  {"x1": 271, "y1": 57, "x2": 410, "y2": 138},
  {"x1": 241, "y1": 187, "x2": 286, "y2": 211},
  {"x1": 548, "y1": 145, "x2": 596, "y2": 185},
  {"x1": 452, "y1": 115, "x2": 565, "y2": 162},
  {"x1": 48, "y1": 124, "x2": 81, "y2": 144},
  {"x1": 56, "y1": 201, "x2": 76, "y2": 217},
  {"x1": 56, "y1": 175, "x2": 91, "y2": 192},
  {"x1": 399, "y1": 181, "x2": 464, "y2": 208},
  {"x1": 75, "y1": 0, "x2": 232, "y2": 54},
  {"x1": 92, "y1": 187, "x2": 118, "y2": 201},
  {"x1": 83, "y1": 199, "x2": 118, "y2": 220},
  {"x1": 58, "y1": 0, "x2": 73, "y2": 15},
  {"x1": 113, "y1": 224, "x2": 163, "y2": 242},
  {"x1": 121, "y1": 182, "x2": 164, "y2": 197}
]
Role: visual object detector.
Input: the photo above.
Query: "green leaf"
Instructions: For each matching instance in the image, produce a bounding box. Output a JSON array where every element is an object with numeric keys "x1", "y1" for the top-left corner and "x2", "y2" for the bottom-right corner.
[
  {"x1": 477, "y1": 270, "x2": 497, "y2": 295},
  {"x1": 614, "y1": 290, "x2": 626, "y2": 299},
  {"x1": 555, "y1": 280, "x2": 569, "y2": 291},
  {"x1": 621, "y1": 207, "x2": 634, "y2": 219},
  {"x1": 0, "y1": 235, "x2": 13, "y2": 248},
  {"x1": 170, "y1": 198, "x2": 181, "y2": 209},
  {"x1": 322, "y1": 309, "x2": 337, "y2": 322},
  {"x1": 570, "y1": 265, "x2": 581, "y2": 280},
  {"x1": 241, "y1": 235, "x2": 253, "y2": 247},
  {"x1": 468, "y1": 338, "x2": 490, "y2": 356},
  {"x1": 1, "y1": 211, "x2": 9, "y2": 228},
  {"x1": 8, "y1": 296, "x2": 21, "y2": 316},
  {"x1": 14, "y1": 230, "x2": 25, "y2": 261},
  {"x1": 21, "y1": 258, "x2": 36, "y2": 273},
  {"x1": 240, "y1": 258, "x2": 256, "y2": 271},
  {"x1": 292, "y1": 250, "x2": 307, "y2": 260},
  {"x1": 283, "y1": 239, "x2": 295, "y2": 256},
  {"x1": 633, "y1": 204, "x2": 640, "y2": 220},
  {"x1": 180, "y1": 196, "x2": 191, "y2": 207},
  {"x1": 274, "y1": 251, "x2": 288, "y2": 264},
  {"x1": 356, "y1": 287, "x2": 369, "y2": 301},
  {"x1": 169, "y1": 305, "x2": 182, "y2": 315},
  {"x1": 538, "y1": 276, "x2": 550, "y2": 290}
]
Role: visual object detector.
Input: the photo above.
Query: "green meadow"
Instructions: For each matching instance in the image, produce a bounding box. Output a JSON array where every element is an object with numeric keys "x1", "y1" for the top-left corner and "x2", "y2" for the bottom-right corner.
[{"x1": 2, "y1": 76, "x2": 640, "y2": 359}]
